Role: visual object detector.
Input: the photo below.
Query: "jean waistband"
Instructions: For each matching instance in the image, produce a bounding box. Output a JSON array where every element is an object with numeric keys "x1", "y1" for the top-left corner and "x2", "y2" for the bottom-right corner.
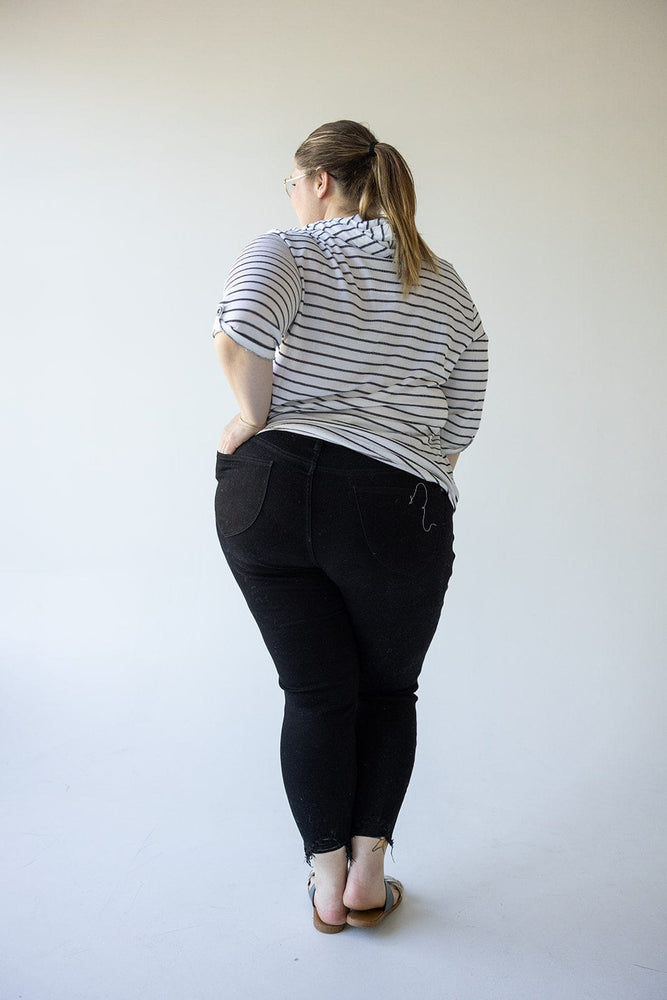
[{"x1": 255, "y1": 429, "x2": 424, "y2": 481}]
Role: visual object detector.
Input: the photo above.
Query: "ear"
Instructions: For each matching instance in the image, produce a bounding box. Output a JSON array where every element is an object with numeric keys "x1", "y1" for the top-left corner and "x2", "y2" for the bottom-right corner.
[{"x1": 314, "y1": 170, "x2": 332, "y2": 200}]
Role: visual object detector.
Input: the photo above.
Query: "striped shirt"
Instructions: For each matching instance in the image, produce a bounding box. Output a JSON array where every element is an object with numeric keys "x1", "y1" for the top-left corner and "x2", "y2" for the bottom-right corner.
[{"x1": 211, "y1": 214, "x2": 488, "y2": 507}]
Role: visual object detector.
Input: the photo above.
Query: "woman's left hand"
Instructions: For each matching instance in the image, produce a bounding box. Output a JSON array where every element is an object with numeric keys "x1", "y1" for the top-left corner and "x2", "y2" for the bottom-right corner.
[{"x1": 218, "y1": 413, "x2": 266, "y2": 455}]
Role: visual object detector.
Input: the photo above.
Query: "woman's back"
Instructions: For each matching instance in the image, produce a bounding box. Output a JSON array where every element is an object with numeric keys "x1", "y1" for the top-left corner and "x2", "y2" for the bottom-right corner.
[{"x1": 213, "y1": 213, "x2": 487, "y2": 505}]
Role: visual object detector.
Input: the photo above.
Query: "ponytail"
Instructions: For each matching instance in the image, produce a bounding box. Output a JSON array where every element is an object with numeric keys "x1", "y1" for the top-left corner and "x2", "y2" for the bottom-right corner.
[{"x1": 294, "y1": 120, "x2": 437, "y2": 296}]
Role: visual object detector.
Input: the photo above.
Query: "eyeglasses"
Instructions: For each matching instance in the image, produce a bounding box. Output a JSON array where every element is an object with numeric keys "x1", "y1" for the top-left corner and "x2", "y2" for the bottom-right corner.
[{"x1": 283, "y1": 172, "x2": 307, "y2": 197}]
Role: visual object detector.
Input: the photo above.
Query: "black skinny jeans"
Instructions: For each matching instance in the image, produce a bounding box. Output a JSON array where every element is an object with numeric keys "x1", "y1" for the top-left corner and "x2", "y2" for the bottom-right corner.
[{"x1": 214, "y1": 430, "x2": 455, "y2": 862}]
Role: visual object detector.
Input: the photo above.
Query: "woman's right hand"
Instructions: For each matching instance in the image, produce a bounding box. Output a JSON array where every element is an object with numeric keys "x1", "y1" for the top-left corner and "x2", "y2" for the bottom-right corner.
[{"x1": 218, "y1": 413, "x2": 266, "y2": 455}]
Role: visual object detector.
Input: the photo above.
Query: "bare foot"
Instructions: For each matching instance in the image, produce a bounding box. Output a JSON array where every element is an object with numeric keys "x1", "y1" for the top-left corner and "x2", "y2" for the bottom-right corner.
[
  {"x1": 308, "y1": 846, "x2": 349, "y2": 926},
  {"x1": 343, "y1": 869, "x2": 399, "y2": 911},
  {"x1": 308, "y1": 873, "x2": 348, "y2": 926},
  {"x1": 343, "y1": 835, "x2": 400, "y2": 912}
]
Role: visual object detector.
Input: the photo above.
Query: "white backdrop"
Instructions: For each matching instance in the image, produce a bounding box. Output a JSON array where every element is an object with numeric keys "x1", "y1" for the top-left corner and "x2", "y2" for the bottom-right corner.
[{"x1": 2, "y1": 1, "x2": 666, "y2": 997}]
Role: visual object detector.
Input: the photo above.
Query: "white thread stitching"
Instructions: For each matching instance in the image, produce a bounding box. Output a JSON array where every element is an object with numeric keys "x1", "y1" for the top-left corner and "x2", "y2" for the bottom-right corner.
[{"x1": 409, "y1": 482, "x2": 437, "y2": 532}]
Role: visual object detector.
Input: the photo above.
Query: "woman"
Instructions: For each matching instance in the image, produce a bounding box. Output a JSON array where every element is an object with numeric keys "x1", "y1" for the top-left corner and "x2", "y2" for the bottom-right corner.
[{"x1": 211, "y1": 120, "x2": 488, "y2": 932}]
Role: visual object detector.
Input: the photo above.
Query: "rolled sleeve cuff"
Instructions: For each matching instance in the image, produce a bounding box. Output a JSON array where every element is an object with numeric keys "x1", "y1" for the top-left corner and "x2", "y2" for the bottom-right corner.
[{"x1": 211, "y1": 317, "x2": 278, "y2": 360}]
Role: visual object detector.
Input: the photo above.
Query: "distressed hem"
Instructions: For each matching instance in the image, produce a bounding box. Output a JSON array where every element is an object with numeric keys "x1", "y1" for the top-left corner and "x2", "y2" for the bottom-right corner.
[{"x1": 304, "y1": 838, "x2": 352, "y2": 865}]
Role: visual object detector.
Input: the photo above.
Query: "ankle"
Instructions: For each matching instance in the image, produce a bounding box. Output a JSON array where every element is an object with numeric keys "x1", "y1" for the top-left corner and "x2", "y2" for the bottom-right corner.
[
  {"x1": 311, "y1": 846, "x2": 348, "y2": 887},
  {"x1": 350, "y1": 835, "x2": 388, "y2": 871}
]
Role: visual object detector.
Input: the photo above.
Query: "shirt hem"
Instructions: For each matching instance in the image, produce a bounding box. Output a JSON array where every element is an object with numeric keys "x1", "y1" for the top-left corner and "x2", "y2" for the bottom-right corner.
[{"x1": 259, "y1": 417, "x2": 459, "y2": 508}]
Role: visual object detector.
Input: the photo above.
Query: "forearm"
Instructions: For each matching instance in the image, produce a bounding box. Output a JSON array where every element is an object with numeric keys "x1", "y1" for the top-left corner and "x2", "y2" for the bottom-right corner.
[
  {"x1": 447, "y1": 453, "x2": 459, "y2": 471},
  {"x1": 215, "y1": 332, "x2": 273, "y2": 426}
]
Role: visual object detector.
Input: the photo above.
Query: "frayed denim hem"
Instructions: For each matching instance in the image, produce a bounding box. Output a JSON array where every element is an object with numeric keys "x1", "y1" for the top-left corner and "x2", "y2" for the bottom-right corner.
[
  {"x1": 304, "y1": 833, "x2": 395, "y2": 866},
  {"x1": 304, "y1": 837, "x2": 352, "y2": 865}
]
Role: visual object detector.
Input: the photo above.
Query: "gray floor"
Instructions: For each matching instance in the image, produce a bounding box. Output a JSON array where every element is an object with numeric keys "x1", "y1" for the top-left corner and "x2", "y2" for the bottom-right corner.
[{"x1": 3, "y1": 676, "x2": 666, "y2": 1000}]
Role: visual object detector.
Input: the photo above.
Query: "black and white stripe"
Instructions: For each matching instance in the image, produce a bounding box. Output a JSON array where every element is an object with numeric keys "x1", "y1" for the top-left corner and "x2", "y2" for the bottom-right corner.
[{"x1": 211, "y1": 215, "x2": 488, "y2": 507}]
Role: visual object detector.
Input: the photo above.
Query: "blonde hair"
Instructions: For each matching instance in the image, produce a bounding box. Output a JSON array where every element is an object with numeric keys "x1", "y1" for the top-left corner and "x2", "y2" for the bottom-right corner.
[{"x1": 295, "y1": 120, "x2": 438, "y2": 297}]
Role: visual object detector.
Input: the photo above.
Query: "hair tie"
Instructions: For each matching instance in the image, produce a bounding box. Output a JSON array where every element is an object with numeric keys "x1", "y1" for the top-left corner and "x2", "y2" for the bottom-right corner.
[{"x1": 368, "y1": 141, "x2": 377, "y2": 157}]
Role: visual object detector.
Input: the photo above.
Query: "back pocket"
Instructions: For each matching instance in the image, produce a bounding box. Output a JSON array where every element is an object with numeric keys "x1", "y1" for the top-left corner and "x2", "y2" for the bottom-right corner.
[
  {"x1": 353, "y1": 481, "x2": 453, "y2": 576},
  {"x1": 215, "y1": 454, "x2": 273, "y2": 537}
]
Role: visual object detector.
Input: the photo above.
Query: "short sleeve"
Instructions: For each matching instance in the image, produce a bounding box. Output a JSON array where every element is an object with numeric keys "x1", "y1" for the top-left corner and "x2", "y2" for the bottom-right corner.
[{"x1": 210, "y1": 233, "x2": 302, "y2": 359}]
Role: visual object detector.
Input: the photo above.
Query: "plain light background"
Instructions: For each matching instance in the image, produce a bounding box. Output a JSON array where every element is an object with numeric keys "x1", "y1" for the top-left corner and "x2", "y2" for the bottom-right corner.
[{"x1": 1, "y1": 0, "x2": 665, "y2": 998}]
